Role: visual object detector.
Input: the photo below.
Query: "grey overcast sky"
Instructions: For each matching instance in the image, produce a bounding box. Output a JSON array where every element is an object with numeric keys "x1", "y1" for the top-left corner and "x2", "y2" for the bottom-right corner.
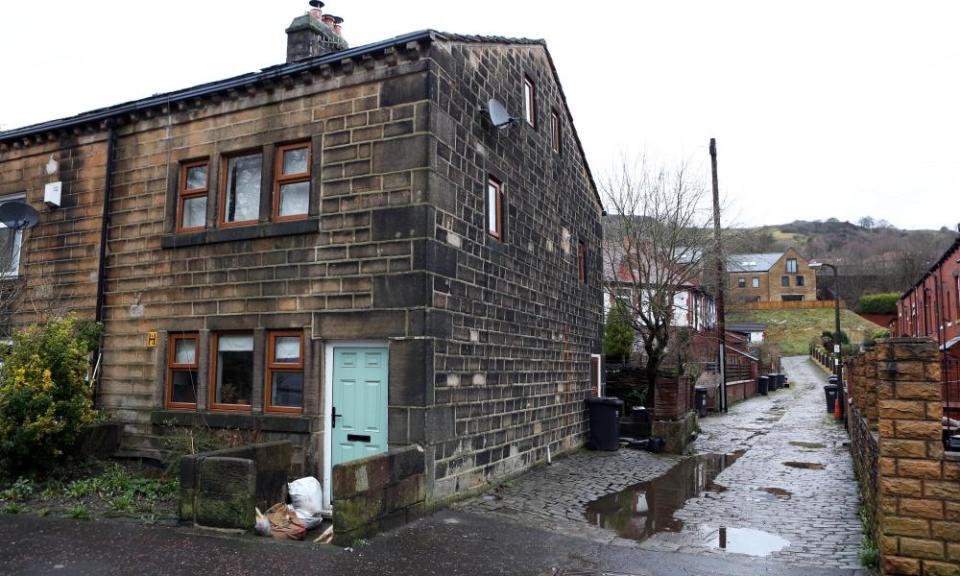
[{"x1": 1, "y1": 1, "x2": 958, "y2": 230}]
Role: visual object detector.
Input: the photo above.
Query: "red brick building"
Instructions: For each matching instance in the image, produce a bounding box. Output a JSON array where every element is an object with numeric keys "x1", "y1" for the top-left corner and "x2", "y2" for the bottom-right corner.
[{"x1": 895, "y1": 235, "x2": 960, "y2": 410}]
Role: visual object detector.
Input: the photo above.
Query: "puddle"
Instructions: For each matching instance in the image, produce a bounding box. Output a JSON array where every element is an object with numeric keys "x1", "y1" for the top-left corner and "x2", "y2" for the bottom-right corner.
[
  {"x1": 584, "y1": 451, "x2": 744, "y2": 541},
  {"x1": 760, "y1": 487, "x2": 792, "y2": 499},
  {"x1": 707, "y1": 526, "x2": 790, "y2": 556},
  {"x1": 783, "y1": 461, "x2": 825, "y2": 470},
  {"x1": 788, "y1": 441, "x2": 825, "y2": 449}
]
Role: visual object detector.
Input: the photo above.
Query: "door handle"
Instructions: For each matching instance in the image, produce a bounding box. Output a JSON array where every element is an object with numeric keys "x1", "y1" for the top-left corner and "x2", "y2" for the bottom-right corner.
[{"x1": 332, "y1": 406, "x2": 343, "y2": 428}]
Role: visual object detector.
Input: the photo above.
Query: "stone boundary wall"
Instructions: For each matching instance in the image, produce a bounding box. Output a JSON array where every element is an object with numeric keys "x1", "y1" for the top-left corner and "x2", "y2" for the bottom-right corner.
[
  {"x1": 845, "y1": 339, "x2": 960, "y2": 576},
  {"x1": 179, "y1": 440, "x2": 292, "y2": 530},
  {"x1": 332, "y1": 444, "x2": 426, "y2": 545}
]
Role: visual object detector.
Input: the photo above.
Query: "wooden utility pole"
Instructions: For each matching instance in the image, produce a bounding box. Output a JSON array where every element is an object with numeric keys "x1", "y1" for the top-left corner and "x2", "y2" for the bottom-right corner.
[{"x1": 710, "y1": 138, "x2": 727, "y2": 413}]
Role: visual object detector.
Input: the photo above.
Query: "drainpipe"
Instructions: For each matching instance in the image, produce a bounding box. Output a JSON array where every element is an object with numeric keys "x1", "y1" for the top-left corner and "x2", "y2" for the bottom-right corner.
[{"x1": 93, "y1": 121, "x2": 117, "y2": 405}]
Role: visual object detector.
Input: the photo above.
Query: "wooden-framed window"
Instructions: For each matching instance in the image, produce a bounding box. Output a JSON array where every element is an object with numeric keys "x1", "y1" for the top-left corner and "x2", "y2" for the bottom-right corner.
[
  {"x1": 177, "y1": 160, "x2": 208, "y2": 232},
  {"x1": 486, "y1": 177, "x2": 503, "y2": 240},
  {"x1": 166, "y1": 333, "x2": 199, "y2": 409},
  {"x1": 796, "y1": 275, "x2": 804, "y2": 287},
  {"x1": 209, "y1": 333, "x2": 254, "y2": 411},
  {"x1": 272, "y1": 142, "x2": 311, "y2": 221},
  {"x1": 523, "y1": 76, "x2": 536, "y2": 127},
  {"x1": 220, "y1": 151, "x2": 262, "y2": 227},
  {"x1": 781, "y1": 275, "x2": 790, "y2": 287},
  {"x1": 551, "y1": 109, "x2": 561, "y2": 153},
  {"x1": 578, "y1": 240, "x2": 587, "y2": 283},
  {"x1": 751, "y1": 277, "x2": 760, "y2": 288},
  {"x1": 265, "y1": 331, "x2": 305, "y2": 414},
  {"x1": 737, "y1": 277, "x2": 745, "y2": 288},
  {"x1": 786, "y1": 258, "x2": 798, "y2": 273}
]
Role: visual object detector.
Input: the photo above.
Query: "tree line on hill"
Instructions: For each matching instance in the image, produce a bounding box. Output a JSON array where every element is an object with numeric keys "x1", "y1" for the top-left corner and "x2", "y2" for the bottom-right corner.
[{"x1": 726, "y1": 219, "x2": 956, "y2": 307}]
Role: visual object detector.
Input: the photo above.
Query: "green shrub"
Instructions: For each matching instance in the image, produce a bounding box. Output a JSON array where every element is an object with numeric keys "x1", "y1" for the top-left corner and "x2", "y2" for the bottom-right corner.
[
  {"x1": 0, "y1": 316, "x2": 102, "y2": 473},
  {"x1": 855, "y1": 293, "x2": 899, "y2": 315},
  {"x1": 604, "y1": 304, "x2": 635, "y2": 363}
]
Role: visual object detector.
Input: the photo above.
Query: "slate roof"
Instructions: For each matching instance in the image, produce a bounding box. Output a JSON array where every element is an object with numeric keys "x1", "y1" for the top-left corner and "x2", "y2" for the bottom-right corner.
[
  {"x1": 0, "y1": 29, "x2": 601, "y2": 209},
  {"x1": 726, "y1": 252, "x2": 784, "y2": 273}
]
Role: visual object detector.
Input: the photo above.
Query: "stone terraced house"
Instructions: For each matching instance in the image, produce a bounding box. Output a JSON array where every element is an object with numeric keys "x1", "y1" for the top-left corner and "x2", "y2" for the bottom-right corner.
[{"x1": 0, "y1": 11, "x2": 604, "y2": 514}]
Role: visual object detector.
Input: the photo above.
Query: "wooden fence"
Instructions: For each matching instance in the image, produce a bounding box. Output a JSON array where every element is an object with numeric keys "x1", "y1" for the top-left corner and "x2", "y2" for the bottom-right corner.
[{"x1": 728, "y1": 299, "x2": 846, "y2": 311}]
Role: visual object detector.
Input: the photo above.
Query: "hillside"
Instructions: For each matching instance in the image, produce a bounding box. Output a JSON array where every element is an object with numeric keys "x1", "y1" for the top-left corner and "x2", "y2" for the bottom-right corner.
[
  {"x1": 726, "y1": 220, "x2": 956, "y2": 307},
  {"x1": 727, "y1": 308, "x2": 884, "y2": 356}
]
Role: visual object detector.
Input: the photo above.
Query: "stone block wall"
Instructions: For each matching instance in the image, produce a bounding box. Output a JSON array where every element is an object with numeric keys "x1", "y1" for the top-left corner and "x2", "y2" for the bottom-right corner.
[
  {"x1": 846, "y1": 338, "x2": 960, "y2": 576},
  {"x1": 179, "y1": 440, "x2": 292, "y2": 530},
  {"x1": 332, "y1": 445, "x2": 426, "y2": 544},
  {"x1": 422, "y1": 41, "x2": 603, "y2": 499},
  {"x1": 0, "y1": 135, "x2": 108, "y2": 331}
]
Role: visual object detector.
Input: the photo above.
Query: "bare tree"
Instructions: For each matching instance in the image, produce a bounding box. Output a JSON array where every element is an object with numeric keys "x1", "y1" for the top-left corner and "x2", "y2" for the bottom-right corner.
[{"x1": 602, "y1": 158, "x2": 714, "y2": 394}]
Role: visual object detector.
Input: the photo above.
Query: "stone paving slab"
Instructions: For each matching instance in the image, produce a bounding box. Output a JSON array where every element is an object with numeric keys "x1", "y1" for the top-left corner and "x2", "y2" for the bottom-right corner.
[{"x1": 458, "y1": 356, "x2": 866, "y2": 571}]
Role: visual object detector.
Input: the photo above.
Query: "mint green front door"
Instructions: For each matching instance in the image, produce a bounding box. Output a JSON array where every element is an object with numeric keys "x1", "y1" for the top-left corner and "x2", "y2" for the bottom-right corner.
[{"x1": 331, "y1": 347, "x2": 389, "y2": 467}]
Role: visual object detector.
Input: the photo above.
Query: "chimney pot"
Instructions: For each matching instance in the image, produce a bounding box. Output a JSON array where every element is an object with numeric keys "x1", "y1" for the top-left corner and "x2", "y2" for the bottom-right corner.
[{"x1": 285, "y1": 11, "x2": 348, "y2": 63}]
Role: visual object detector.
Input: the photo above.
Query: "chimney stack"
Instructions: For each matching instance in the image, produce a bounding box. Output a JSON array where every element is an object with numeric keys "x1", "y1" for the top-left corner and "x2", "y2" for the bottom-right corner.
[{"x1": 286, "y1": 1, "x2": 349, "y2": 63}]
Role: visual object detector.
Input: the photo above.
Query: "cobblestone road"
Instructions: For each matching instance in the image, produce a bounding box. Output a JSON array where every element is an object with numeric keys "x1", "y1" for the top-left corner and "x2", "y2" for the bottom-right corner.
[{"x1": 458, "y1": 356, "x2": 866, "y2": 571}]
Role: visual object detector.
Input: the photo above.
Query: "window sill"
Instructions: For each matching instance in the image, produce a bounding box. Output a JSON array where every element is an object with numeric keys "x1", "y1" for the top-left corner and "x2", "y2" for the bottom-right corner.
[
  {"x1": 161, "y1": 218, "x2": 317, "y2": 249},
  {"x1": 151, "y1": 409, "x2": 314, "y2": 433}
]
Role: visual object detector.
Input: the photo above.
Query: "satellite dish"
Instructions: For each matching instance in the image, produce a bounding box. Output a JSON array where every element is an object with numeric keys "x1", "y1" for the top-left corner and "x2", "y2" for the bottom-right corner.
[
  {"x1": 0, "y1": 201, "x2": 39, "y2": 230},
  {"x1": 487, "y1": 98, "x2": 516, "y2": 129}
]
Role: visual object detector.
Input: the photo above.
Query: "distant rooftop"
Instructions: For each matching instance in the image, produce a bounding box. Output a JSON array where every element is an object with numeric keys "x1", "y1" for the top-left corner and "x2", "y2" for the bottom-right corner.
[{"x1": 727, "y1": 252, "x2": 784, "y2": 273}]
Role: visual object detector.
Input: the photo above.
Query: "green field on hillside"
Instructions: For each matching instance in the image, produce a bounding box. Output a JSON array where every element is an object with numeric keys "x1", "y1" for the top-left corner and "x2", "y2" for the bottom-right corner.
[{"x1": 727, "y1": 308, "x2": 884, "y2": 356}]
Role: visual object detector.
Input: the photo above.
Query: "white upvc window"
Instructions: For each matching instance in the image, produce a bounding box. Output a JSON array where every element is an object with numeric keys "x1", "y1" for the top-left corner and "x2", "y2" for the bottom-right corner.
[{"x1": 0, "y1": 194, "x2": 26, "y2": 277}]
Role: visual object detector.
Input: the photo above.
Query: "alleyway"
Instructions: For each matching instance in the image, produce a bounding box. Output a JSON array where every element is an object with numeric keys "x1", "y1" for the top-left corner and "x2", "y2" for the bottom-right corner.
[
  {"x1": 458, "y1": 355, "x2": 866, "y2": 572},
  {"x1": 0, "y1": 356, "x2": 868, "y2": 576}
]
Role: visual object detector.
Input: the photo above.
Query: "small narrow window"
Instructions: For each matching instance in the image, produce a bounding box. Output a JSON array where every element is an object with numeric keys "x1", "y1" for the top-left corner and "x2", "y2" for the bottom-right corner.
[
  {"x1": 590, "y1": 354, "x2": 603, "y2": 397},
  {"x1": 220, "y1": 152, "x2": 262, "y2": 226},
  {"x1": 523, "y1": 76, "x2": 536, "y2": 127},
  {"x1": 751, "y1": 277, "x2": 760, "y2": 288},
  {"x1": 781, "y1": 275, "x2": 790, "y2": 287},
  {"x1": 578, "y1": 240, "x2": 587, "y2": 283},
  {"x1": 167, "y1": 334, "x2": 199, "y2": 409},
  {"x1": 265, "y1": 331, "x2": 305, "y2": 413},
  {"x1": 737, "y1": 277, "x2": 745, "y2": 288},
  {"x1": 178, "y1": 160, "x2": 208, "y2": 232},
  {"x1": 487, "y1": 178, "x2": 503, "y2": 240},
  {"x1": 210, "y1": 333, "x2": 254, "y2": 410},
  {"x1": 796, "y1": 275, "x2": 804, "y2": 287},
  {"x1": 273, "y1": 142, "x2": 311, "y2": 221},
  {"x1": 551, "y1": 109, "x2": 561, "y2": 153}
]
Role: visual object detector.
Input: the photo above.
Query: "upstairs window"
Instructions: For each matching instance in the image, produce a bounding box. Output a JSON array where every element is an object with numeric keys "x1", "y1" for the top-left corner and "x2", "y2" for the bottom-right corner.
[
  {"x1": 737, "y1": 277, "x2": 745, "y2": 288},
  {"x1": 178, "y1": 160, "x2": 208, "y2": 232},
  {"x1": 786, "y1": 258, "x2": 798, "y2": 273},
  {"x1": 487, "y1": 177, "x2": 503, "y2": 240},
  {"x1": 781, "y1": 275, "x2": 790, "y2": 287},
  {"x1": 796, "y1": 275, "x2": 805, "y2": 287},
  {"x1": 221, "y1": 152, "x2": 262, "y2": 226},
  {"x1": 523, "y1": 77, "x2": 536, "y2": 127},
  {"x1": 0, "y1": 194, "x2": 25, "y2": 276},
  {"x1": 265, "y1": 331, "x2": 305, "y2": 413},
  {"x1": 210, "y1": 333, "x2": 254, "y2": 410},
  {"x1": 273, "y1": 142, "x2": 311, "y2": 221},
  {"x1": 551, "y1": 109, "x2": 561, "y2": 153},
  {"x1": 751, "y1": 277, "x2": 760, "y2": 288},
  {"x1": 166, "y1": 334, "x2": 199, "y2": 409}
]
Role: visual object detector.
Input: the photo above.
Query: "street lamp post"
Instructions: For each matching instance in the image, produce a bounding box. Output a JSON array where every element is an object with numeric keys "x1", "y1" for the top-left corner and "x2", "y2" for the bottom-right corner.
[{"x1": 810, "y1": 261, "x2": 842, "y2": 413}]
